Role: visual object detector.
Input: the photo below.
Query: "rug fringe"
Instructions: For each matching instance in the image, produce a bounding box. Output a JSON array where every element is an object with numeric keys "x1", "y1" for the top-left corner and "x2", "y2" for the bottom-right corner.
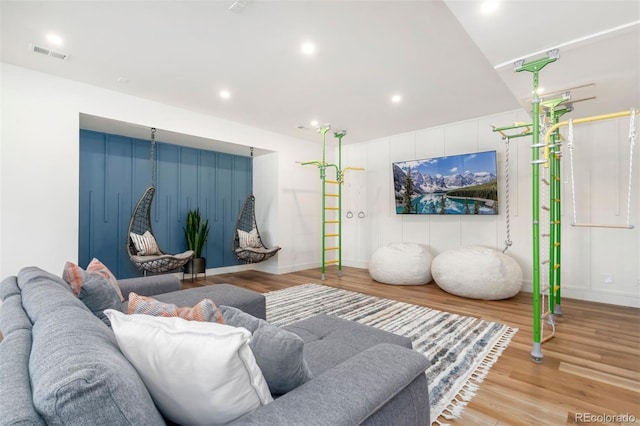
[{"x1": 436, "y1": 326, "x2": 518, "y2": 424}]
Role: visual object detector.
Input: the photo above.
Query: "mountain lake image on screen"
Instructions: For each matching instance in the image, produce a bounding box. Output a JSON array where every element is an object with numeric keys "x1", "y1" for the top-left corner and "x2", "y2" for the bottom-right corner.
[{"x1": 393, "y1": 150, "x2": 498, "y2": 215}]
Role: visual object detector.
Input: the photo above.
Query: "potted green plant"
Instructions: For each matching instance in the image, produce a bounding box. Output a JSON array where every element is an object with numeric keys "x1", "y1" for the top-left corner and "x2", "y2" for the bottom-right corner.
[{"x1": 183, "y1": 208, "x2": 210, "y2": 276}]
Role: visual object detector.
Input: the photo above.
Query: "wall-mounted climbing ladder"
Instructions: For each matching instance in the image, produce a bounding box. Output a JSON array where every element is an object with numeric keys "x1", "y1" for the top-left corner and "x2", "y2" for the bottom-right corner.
[{"x1": 301, "y1": 125, "x2": 363, "y2": 280}]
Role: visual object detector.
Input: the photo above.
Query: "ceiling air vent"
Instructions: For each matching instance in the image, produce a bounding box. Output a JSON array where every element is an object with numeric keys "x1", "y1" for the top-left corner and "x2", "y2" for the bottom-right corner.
[{"x1": 29, "y1": 43, "x2": 68, "y2": 60}]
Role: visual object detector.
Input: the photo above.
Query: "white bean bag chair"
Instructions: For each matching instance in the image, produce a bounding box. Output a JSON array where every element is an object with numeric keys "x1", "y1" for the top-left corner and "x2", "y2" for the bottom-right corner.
[
  {"x1": 368, "y1": 243, "x2": 433, "y2": 285},
  {"x1": 431, "y1": 246, "x2": 522, "y2": 300}
]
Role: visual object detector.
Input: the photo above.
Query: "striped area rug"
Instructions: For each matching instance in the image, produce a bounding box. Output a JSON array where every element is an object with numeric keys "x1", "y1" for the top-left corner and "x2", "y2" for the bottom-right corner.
[{"x1": 265, "y1": 283, "x2": 518, "y2": 425}]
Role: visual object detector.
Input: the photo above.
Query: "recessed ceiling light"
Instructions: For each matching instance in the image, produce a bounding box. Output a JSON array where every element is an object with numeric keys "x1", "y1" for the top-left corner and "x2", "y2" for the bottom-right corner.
[
  {"x1": 480, "y1": 1, "x2": 500, "y2": 15},
  {"x1": 46, "y1": 33, "x2": 63, "y2": 46},
  {"x1": 116, "y1": 77, "x2": 130, "y2": 84},
  {"x1": 301, "y1": 41, "x2": 316, "y2": 56},
  {"x1": 536, "y1": 87, "x2": 545, "y2": 95},
  {"x1": 310, "y1": 120, "x2": 319, "y2": 127},
  {"x1": 219, "y1": 90, "x2": 231, "y2": 100},
  {"x1": 391, "y1": 94, "x2": 402, "y2": 104}
]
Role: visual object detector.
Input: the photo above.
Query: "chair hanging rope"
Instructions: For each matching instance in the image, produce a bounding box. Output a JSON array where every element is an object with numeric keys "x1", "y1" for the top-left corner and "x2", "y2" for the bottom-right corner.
[{"x1": 151, "y1": 127, "x2": 156, "y2": 187}]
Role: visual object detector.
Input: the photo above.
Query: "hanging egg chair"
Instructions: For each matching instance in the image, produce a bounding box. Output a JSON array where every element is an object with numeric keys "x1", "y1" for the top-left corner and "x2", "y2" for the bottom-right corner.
[
  {"x1": 232, "y1": 148, "x2": 281, "y2": 263},
  {"x1": 127, "y1": 128, "x2": 193, "y2": 275}
]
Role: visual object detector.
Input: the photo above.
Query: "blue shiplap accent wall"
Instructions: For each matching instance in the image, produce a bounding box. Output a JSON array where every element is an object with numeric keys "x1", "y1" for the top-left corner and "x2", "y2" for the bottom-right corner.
[{"x1": 79, "y1": 129, "x2": 252, "y2": 278}]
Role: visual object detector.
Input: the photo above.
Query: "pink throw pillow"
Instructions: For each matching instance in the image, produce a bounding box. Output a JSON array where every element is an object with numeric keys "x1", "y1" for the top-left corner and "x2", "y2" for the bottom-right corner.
[
  {"x1": 128, "y1": 293, "x2": 224, "y2": 324},
  {"x1": 62, "y1": 258, "x2": 125, "y2": 302}
]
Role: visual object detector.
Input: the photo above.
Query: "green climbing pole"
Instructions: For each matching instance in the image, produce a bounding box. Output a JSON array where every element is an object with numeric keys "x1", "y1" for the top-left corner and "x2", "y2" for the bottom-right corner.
[{"x1": 493, "y1": 50, "x2": 561, "y2": 363}]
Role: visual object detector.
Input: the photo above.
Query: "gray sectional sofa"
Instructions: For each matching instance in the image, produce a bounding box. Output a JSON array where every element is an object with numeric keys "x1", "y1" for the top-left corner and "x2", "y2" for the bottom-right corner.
[{"x1": 0, "y1": 266, "x2": 430, "y2": 425}]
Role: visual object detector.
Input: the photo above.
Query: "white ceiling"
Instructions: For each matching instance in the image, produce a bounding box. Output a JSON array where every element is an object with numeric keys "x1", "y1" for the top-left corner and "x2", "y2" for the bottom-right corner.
[{"x1": 1, "y1": 1, "x2": 638, "y2": 148}]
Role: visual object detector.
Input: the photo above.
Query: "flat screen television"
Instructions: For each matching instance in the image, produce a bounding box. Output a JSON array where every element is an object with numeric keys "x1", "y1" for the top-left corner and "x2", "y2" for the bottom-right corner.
[{"x1": 393, "y1": 150, "x2": 498, "y2": 215}]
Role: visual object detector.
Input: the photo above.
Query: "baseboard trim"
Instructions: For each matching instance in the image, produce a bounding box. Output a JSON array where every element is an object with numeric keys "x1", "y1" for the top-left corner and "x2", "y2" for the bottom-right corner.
[{"x1": 518, "y1": 285, "x2": 640, "y2": 308}]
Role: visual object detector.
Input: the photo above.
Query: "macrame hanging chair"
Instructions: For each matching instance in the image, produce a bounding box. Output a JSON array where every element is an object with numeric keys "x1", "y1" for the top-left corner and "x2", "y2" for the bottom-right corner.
[
  {"x1": 127, "y1": 128, "x2": 194, "y2": 274},
  {"x1": 232, "y1": 148, "x2": 281, "y2": 263}
]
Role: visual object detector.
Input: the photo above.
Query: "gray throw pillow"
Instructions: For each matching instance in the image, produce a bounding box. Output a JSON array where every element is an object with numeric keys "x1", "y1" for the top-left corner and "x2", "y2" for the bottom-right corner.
[
  {"x1": 78, "y1": 274, "x2": 122, "y2": 326},
  {"x1": 220, "y1": 305, "x2": 313, "y2": 395}
]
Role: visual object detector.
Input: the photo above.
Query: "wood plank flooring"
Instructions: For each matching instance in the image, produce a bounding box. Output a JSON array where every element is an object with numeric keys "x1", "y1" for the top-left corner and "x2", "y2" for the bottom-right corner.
[{"x1": 183, "y1": 266, "x2": 640, "y2": 425}]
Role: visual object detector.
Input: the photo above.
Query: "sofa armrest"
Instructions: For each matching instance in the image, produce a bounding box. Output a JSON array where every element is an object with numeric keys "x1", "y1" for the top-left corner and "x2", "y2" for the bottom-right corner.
[
  {"x1": 117, "y1": 275, "x2": 181, "y2": 300},
  {"x1": 231, "y1": 343, "x2": 430, "y2": 426}
]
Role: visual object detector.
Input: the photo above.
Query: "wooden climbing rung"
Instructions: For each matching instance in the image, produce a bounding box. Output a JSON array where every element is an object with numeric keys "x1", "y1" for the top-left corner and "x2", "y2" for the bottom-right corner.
[
  {"x1": 325, "y1": 220, "x2": 339, "y2": 224},
  {"x1": 325, "y1": 207, "x2": 339, "y2": 210},
  {"x1": 325, "y1": 193, "x2": 339, "y2": 197},
  {"x1": 571, "y1": 223, "x2": 635, "y2": 229},
  {"x1": 554, "y1": 264, "x2": 560, "y2": 269},
  {"x1": 325, "y1": 180, "x2": 339, "y2": 184},
  {"x1": 554, "y1": 242, "x2": 560, "y2": 247},
  {"x1": 324, "y1": 259, "x2": 339, "y2": 265},
  {"x1": 325, "y1": 247, "x2": 339, "y2": 251},
  {"x1": 541, "y1": 333, "x2": 555, "y2": 344},
  {"x1": 324, "y1": 233, "x2": 339, "y2": 237}
]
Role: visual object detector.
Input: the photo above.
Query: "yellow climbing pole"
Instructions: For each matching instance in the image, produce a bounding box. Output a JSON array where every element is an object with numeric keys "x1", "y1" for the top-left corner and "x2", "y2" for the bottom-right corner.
[{"x1": 301, "y1": 125, "x2": 364, "y2": 280}]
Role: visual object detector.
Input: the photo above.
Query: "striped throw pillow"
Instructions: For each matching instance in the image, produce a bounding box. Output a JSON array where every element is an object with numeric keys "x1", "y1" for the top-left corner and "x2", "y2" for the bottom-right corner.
[
  {"x1": 63, "y1": 258, "x2": 125, "y2": 302},
  {"x1": 130, "y1": 231, "x2": 161, "y2": 256},
  {"x1": 238, "y1": 228, "x2": 260, "y2": 248},
  {"x1": 128, "y1": 293, "x2": 224, "y2": 324}
]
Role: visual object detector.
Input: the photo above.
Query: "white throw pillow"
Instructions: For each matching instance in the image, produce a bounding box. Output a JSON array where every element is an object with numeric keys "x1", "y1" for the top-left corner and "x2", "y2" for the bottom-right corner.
[
  {"x1": 130, "y1": 231, "x2": 161, "y2": 255},
  {"x1": 104, "y1": 310, "x2": 273, "y2": 425},
  {"x1": 238, "y1": 228, "x2": 261, "y2": 248}
]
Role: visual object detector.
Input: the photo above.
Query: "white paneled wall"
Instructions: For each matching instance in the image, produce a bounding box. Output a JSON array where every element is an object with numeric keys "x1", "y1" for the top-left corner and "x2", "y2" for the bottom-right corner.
[{"x1": 343, "y1": 109, "x2": 639, "y2": 307}]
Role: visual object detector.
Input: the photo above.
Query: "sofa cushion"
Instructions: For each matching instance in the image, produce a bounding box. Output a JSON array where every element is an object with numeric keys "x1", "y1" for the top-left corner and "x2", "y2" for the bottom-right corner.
[
  {"x1": 18, "y1": 267, "x2": 164, "y2": 425},
  {"x1": 128, "y1": 292, "x2": 223, "y2": 323},
  {"x1": 221, "y1": 305, "x2": 313, "y2": 395},
  {"x1": 0, "y1": 278, "x2": 45, "y2": 426},
  {"x1": 0, "y1": 290, "x2": 32, "y2": 336},
  {"x1": 78, "y1": 274, "x2": 123, "y2": 326},
  {"x1": 284, "y1": 314, "x2": 412, "y2": 376},
  {"x1": 0, "y1": 275, "x2": 21, "y2": 300},
  {"x1": 105, "y1": 309, "x2": 273, "y2": 425},
  {"x1": 0, "y1": 330, "x2": 45, "y2": 425},
  {"x1": 62, "y1": 258, "x2": 124, "y2": 302}
]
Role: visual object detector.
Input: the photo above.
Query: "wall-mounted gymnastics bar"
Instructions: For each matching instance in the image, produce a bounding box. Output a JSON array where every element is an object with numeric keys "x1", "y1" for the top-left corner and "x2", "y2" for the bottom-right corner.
[{"x1": 543, "y1": 109, "x2": 639, "y2": 144}]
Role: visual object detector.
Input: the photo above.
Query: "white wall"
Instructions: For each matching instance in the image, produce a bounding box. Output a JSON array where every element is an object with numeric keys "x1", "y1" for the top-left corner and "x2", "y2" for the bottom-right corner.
[
  {"x1": 3, "y1": 63, "x2": 637, "y2": 307},
  {"x1": 0, "y1": 63, "x2": 321, "y2": 278},
  {"x1": 343, "y1": 110, "x2": 640, "y2": 307}
]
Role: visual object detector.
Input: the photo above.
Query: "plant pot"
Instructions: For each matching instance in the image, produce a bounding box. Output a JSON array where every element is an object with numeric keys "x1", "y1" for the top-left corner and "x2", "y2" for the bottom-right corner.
[{"x1": 184, "y1": 257, "x2": 206, "y2": 280}]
